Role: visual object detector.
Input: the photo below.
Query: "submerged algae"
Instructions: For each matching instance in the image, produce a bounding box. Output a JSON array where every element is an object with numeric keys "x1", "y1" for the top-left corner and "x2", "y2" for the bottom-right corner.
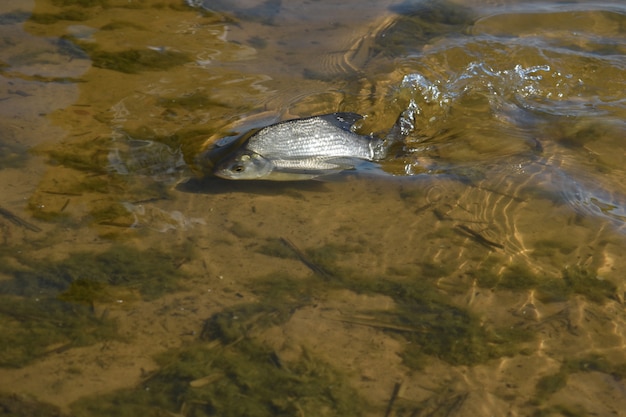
[
  {"x1": 355, "y1": 278, "x2": 534, "y2": 368},
  {"x1": 64, "y1": 33, "x2": 190, "y2": 74},
  {"x1": 35, "y1": 135, "x2": 183, "y2": 227},
  {"x1": 532, "y1": 354, "x2": 626, "y2": 414},
  {"x1": 72, "y1": 338, "x2": 365, "y2": 417},
  {"x1": 156, "y1": 92, "x2": 226, "y2": 112},
  {"x1": 0, "y1": 393, "x2": 70, "y2": 417},
  {"x1": 30, "y1": 9, "x2": 91, "y2": 24},
  {"x1": 0, "y1": 243, "x2": 191, "y2": 367},
  {"x1": 0, "y1": 244, "x2": 190, "y2": 300},
  {"x1": 0, "y1": 297, "x2": 118, "y2": 368},
  {"x1": 472, "y1": 263, "x2": 617, "y2": 304},
  {"x1": 246, "y1": 247, "x2": 535, "y2": 368},
  {"x1": 88, "y1": 48, "x2": 190, "y2": 74},
  {"x1": 72, "y1": 275, "x2": 364, "y2": 417},
  {"x1": 202, "y1": 302, "x2": 294, "y2": 344},
  {"x1": 100, "y1": 20, "x2": 146, "y2": 31},
  {"x1": 45, "y1": 139, "x2": 111, "y2": 174}
]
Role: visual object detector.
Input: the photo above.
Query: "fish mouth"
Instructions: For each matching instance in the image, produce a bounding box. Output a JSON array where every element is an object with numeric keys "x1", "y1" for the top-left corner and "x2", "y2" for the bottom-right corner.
[
  {"x1": 212, "y1": 160, "x2": 240, "y2": 179},
  {"x1": 212, "y1": 169, "x2": 232, "y2": 179}
]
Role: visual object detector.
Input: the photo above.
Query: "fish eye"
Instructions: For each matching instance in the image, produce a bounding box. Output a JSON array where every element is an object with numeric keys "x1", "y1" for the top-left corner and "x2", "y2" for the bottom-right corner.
[{"x1": 233, "y1": 165, "x2": 245, "y2": 172}]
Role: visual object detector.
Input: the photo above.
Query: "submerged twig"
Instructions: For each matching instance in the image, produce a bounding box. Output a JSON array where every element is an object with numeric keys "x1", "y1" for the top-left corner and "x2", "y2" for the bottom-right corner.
[
  {"x1": 384, "y1": 381, "x2": 403, "y2": 417},
  {"x1": 279, "y1": 237, "x2": 333, "y2": 279},
  {"x1": 42, "y1": 190, "x2": 83, "y2": 196},
  {"x1": 323, "y1": 314, "x2": 424, "y2": 333},
  {"x1": 0, "y1": 206, "x2": 41, "y2": 232},
  {"x1": 455, "y1": 224, "x2": 503, "y2": 250}
]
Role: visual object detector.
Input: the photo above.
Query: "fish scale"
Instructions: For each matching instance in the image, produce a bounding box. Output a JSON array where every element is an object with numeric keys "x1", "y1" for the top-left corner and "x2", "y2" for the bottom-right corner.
[{"x1": 247, "y1": 116, "x2": 380, "y2": 160}]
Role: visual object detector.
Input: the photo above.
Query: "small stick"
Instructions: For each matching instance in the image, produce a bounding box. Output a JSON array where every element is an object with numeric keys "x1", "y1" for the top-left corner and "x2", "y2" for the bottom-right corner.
[
  {"x1": 0, "y1": 206, "x2": 41, "y2": 232},
  {"x1": 280, "y1": 237, "x2": 333, "y2": 279},
  {"x1": 323, "y1": 314, "x2": 423, "y2": 333},
  {"x1": 456, "y1": 224, "x2": 503, "y2": 250},
  {"x1": 384, "y1": 381, "x2": 402, "y2": 417}
]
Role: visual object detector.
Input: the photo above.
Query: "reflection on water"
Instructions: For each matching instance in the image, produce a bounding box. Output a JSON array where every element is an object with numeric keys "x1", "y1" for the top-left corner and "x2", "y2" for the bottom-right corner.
[{"x1": 0, "y1": 0, "x2": 625, "y2": 416}]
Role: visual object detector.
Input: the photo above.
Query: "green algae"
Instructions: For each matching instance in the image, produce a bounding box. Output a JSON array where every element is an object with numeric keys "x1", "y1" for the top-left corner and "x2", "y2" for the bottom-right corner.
[
  {"x1": 252, "y1": 272, "x2": 324, "y2": 310},
  {"x1": 72, "y1": 303, "x2": 365, "y2": 417},
  {"x1": 30, "y1": 9, "x2": 91, "y2": 24},
  {"x1": 250, "y1": 242, "x2": 536, "y2": 367},
  {"x1": 100, "y1": 20, "x2": 146, "y2": 31},
  {"x1": 59, "y1": 279, "x2": 110, "y2": 305},
  {"x1": 0, "y1": 393, "x2": 70, "y2": 417},
  {"x1": 202, "y1": 303, "x2": 284, "y2": 343},
  {"x1": 156, "y1": 92, "x2": 225, "y2": 111},
  {"x1": 535, "y1": 266, "x2": 617, "y2": 304},
  {"x1": 0, "y1": 244, "x2": 190, "y2": 300},
  {"x1": 472, "y1": 263, "x2": 617, "y2": 304},
  {"x1": 48, "y1": 237, "x2": 619, "y2": 416},
  {"x1": 27, "y1": 200, "x2": 72, "y2": 223},
  {"x1": 46, "y1": 140, "x2": 109, "y2": 173},
  {"x1": 470, "y1": 262, "x2": 539, "y2": 290},
  {"x1": 88, "y1": 47, "x2": 190, "y2": 74},
  {"x1": 533, "y1": 404, "x2": 588, "y2": 417},
  {"x1": 0, "y1": 243, "x2": 191, "y2": 367},
  {"x1": 358, "y1": 279, "x2": 533, "y2": 367},
  {"x1": 563, "y1": 354, "x2": 626, "y2": 381},
  {"x1": 532, "y1": 353, "x2": 626, "y2": 413},
  {"x1": 533, "y1": 239, "x2": 578, "y2": 256},
  {"x1": 498, "y1": 263, "x2": 541, "y2": 290},
  {"x1": 29, "y1": 0, "x2": 109, "y2": 25},
  {"x1": 72, "y1": 338, "x2": 365, "y2": 417},
  {"x1": 251, "y1": 245, "x2": 535, "y2": 368},
  {"x1": 0, "y1": 297, "x2": 118, "y2": 368},
  {"x1": 305, "y1": 243, "x2": 342, "y2": 266},
  {"x1": 51, "y1": 0, "x2": 108, "y2": 7},
  {"x1": 88, "y1": 202, "x2": 134, "y2": 225},
  {"x1": 69, "y1": 272, "x2": 363, "y2": 417},
  {"x1": 534, "y1": 370, "x2": 568, "y2": 403},
  {"x1": 304, "y1": 242, "x2": 365, "y2": 269},
  {"x1": 37, "y1": 135, "x2": 181, "y2": 227},
  {"x1": 419, "y1": 261, "x2": 456, "y2": 279},
  {"x1": 561, "y1": 266, "x2": 616, "y2": 303},
  {"x1": 203, "y1": 274, "x2": 319, "y2": 344}
]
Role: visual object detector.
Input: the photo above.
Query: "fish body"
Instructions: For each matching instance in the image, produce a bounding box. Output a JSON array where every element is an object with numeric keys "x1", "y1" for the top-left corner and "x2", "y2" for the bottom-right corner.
[{"x1": 213, "y1": 112, "x2": 389, "y2": 180}]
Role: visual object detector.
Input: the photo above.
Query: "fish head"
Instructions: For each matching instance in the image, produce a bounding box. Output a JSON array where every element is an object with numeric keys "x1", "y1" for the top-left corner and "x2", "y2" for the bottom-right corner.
[{"x1": 213, "y1": 149, "x2": 274, "y2": 180}]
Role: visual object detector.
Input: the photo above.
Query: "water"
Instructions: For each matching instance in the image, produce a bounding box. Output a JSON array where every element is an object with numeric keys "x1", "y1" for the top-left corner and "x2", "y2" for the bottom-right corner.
[{"x1": 0, "y1": 0, "x2": 625, "y2": 416}]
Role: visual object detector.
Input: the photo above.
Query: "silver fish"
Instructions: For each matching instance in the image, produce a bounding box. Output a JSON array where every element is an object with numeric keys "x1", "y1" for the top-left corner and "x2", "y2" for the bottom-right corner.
[{"x1": 213, "y1": 112, "x2": 390, "y2": 181}]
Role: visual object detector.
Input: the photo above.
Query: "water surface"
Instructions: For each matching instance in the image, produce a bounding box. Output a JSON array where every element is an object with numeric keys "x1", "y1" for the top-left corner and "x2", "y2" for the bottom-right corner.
[{"x1": 0, "y1": 0, "x2": 625, "y2": 416}]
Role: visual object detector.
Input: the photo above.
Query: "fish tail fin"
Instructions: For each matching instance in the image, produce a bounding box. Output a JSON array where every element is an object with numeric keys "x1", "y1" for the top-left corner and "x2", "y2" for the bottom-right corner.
[
  {"x1": 387, "y1": 106, "x2": 416, "y2": 145},
  {"x1": 373, "y1": 107, "x2": 416, "y2": 159}
]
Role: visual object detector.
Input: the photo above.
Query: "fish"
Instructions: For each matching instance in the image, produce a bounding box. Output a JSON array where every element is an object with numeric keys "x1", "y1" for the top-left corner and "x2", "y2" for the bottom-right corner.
[{"x1": 213, "y1": 112, "x2": 401, "y2": 181}]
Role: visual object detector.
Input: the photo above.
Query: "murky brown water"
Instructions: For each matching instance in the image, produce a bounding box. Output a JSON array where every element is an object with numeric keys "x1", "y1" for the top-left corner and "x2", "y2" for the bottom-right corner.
[{"x1": 1, "y1": 0, "x2": 625, "y2": 416}]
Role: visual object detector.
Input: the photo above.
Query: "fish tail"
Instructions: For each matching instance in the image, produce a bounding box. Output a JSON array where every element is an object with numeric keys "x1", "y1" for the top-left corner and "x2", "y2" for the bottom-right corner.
[
  {"x1": 388, "y1": 106, "x2": 416, "y2": 143},
  {"x1": 375, "y1": 107, "x2": 416, "y2": 159}
]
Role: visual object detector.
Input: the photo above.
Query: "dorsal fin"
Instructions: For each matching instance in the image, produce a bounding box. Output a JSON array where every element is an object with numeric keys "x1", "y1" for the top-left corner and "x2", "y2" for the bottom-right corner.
[{"x1": 320, "y1": 112, "x2": 364, "y2": 131}]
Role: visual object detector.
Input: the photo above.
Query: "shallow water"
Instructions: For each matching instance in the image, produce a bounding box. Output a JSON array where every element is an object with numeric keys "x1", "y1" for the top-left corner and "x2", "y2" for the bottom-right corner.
[{"x1": 1, "y1": 0, "x2": 626, "y2": 416}]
